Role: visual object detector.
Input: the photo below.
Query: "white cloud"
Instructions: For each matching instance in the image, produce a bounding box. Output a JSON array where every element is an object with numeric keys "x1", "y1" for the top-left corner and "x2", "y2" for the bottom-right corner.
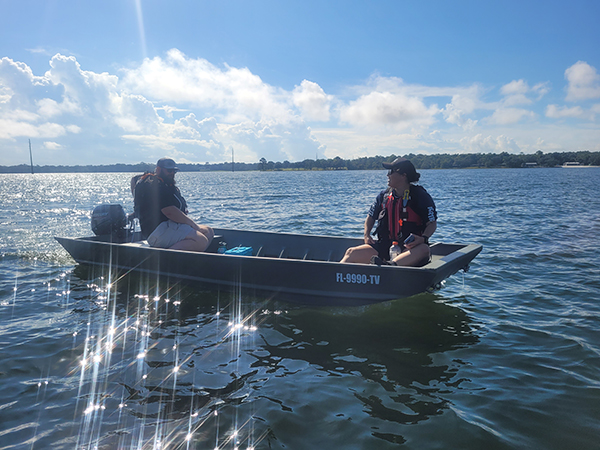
[
  {"x1": 501, "y1": 80, "x2": 532, "y2": 106},
  {"x1": 443, "y1": 97, "x2": 478, "y2": 129},
  {"x1": 0, "y1": 52, "x2": 326, "y2": 164},
  {"x1": 565, "y1": 61, "x2": 600, "y2": 101},
  {"x1": 43, "y1": 141, "x2": 62, "y2": 150},
  {"x1": 339, "y1": 91, "x2": 438, "y2": 129},
  {"x1": 441, "y1": 85, "x2": 485, "y2": 130},
  {"x1": 532, "y1": 82, "x2": 551, "y2": 99},
  {"x1": 292, "y1": 80, "x2": 332, "y2": 122},
  {"x1": 111, "y1": 93, "x2": 162, "y2": 133},
  {"x1": 534, "y1": 137, "x2": 563, "y2": 151},
  {"x1": 546, "y1": 104, "x2": 586, "y2": 119},
  {"x1": 459, "y1": 134, "x2": 521, "y2": 153},
  {"x1": 500, "y1": 79, "x2": 550, "y2": 107},
  {"x1": 120, "y1": 49, "x2": 292, "y2": 124},
  {"x1": 224, "y1": 117, "x2": 323, "y2": 162},
  {"x1": 37, "y1": 98, "x2": 75, "y2": 118},
  {"x1": 487, "y1": 108, "x2": 536, "y2": 125},
  {"x1": 1, "y1": 52, "x2": 599, "y2": 166},
  {"x1": 501, "y1": 79, "x2": 529, "y2": 96}
]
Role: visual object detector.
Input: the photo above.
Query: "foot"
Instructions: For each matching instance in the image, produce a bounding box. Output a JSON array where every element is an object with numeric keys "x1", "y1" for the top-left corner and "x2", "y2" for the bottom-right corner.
[{"x1": 370, "y1": 255, "x2": 396, "y2": 266}]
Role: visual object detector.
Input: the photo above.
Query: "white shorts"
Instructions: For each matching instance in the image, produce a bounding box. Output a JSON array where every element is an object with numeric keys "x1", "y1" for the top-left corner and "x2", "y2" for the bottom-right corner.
[{"x1": 147, "y1": 220, "x2": 194, "y2": 249}]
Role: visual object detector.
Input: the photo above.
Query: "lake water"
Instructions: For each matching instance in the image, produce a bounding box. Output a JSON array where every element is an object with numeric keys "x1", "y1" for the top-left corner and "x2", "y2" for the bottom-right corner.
[{"x1": 1, "y1": 168, "x2": 599, "y2": 449}]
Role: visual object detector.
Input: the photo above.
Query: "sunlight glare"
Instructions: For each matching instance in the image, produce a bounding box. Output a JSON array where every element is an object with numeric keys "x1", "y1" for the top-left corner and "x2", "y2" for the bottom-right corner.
[{"x1": 134, "y1": 0, "x2": 147, "y2": 59}]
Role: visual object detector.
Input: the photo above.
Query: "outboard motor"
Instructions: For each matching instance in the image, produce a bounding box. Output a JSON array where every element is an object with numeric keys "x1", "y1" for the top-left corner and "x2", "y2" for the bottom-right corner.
[{"x1": 91, "y1": 204, "x2": 128, "y2": 237}]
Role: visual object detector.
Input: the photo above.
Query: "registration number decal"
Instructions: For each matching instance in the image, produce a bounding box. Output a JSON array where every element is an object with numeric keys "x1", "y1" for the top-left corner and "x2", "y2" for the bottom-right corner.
[{"x1": 336, "y1": 273, "x2": 380, "y2": 285}]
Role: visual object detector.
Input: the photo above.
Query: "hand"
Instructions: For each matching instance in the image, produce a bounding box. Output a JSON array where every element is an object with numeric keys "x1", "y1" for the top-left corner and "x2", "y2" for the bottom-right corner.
[
  {"x1": 404, "y1": 234, "x2": 424, "y2": 249},
  {"x1": 364, "y1": 235, "x2": 375, "y2": 245}
]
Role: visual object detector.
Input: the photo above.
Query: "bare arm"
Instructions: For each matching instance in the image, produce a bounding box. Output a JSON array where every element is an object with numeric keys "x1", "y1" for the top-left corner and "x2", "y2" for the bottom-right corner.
[
  {"x1": 422, "y1": 221, "x2": 437, "y2": 240},
  {"x1": 405, "y1": 221, "x2": 437, "y2": 249},
  {"x1": 161, "y1": 205, "x2": 202, "y2": 231},
  {"x1": 363, "y1": 216, "x2": 376, "y2": 244}
]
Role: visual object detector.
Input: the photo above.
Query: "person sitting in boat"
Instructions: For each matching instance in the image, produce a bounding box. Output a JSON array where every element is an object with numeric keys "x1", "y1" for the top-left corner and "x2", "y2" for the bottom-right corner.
[
  {"x1": 341, "y1": 158, "x2": 437, "y2": 266},
  {"x1": 133, "y1": 157, "x2": 214, "y2": 252},
  {"x1": 130, "y1": 172, "x2": 150, "y2": 195},
  {"x1": 127, "y1": 171, "x2": 151, "y2": 223}
]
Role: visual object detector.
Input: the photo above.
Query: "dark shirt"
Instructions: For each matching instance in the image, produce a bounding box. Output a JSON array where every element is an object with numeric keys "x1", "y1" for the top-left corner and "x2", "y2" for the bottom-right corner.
[
  {"x1": 369, "y1": 185, "x2": 437, "y2": 242},
  {"x1": 134, "y1": 174, "x2": 188, "y2": 238}
]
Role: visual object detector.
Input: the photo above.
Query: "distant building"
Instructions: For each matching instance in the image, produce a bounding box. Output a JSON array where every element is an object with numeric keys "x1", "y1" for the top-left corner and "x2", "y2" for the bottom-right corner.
[{"x1": 523, "y1": 162, "x2": 538, "y2": 168}]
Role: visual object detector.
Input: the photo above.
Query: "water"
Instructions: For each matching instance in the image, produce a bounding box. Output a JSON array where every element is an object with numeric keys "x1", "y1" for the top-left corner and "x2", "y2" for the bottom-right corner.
[{"x1": 1, "y1": 168, "x2": 599, "y2": 449}]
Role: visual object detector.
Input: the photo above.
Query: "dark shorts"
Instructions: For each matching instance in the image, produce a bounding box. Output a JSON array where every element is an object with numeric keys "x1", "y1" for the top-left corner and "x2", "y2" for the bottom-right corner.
[
  {"x1": 369, "y1": 240, "x2": 398, "y2": 261},
  {"x1": 369, "y1": 240, "x2": 431, "y2": 266}
]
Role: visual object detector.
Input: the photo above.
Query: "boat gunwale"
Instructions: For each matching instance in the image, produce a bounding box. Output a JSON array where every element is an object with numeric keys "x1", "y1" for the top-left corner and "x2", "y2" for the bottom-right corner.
[
  {"x1": 54, "y1": 228, "x2": 482, "y2": 305},
  {"x1": 55, "y1": 233, "x2": 482, "y2": 276}
]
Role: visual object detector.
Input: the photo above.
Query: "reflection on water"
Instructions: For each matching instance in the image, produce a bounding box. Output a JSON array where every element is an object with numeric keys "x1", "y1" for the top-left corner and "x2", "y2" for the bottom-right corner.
[
  {"x1": 66, "y1": 265, "x2": 268, "y2": 449},
  {"x1": 4, "y1": 169, "x2": 598, "y2": 448},
  {"x1": 51, "y1": 263, "x2": 479, "y2": 449},
  {"x1": 263, "y1": 296, "x2": 478, "y2": 430}
]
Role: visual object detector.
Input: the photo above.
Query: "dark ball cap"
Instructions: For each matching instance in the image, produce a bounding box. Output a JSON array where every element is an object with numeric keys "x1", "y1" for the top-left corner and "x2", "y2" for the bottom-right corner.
[
  {"x1": 157, "y1": 157, "x2": 179, "y2": 172},
  {"x1": 382, "y1": 157, "x2": 420, "y2": 182}
]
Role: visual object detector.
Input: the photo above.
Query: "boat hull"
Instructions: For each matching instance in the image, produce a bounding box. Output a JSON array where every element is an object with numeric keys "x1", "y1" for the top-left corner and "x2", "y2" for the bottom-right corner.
[{"x1": 55, "y1": 228, "x2": 482, "y2": 306}]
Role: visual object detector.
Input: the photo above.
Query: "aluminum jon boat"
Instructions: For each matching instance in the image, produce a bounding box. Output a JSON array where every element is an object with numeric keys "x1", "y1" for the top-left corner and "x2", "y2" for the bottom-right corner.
[{"x1": 56, "y1": 227, "x2": 482, "y2": 306}]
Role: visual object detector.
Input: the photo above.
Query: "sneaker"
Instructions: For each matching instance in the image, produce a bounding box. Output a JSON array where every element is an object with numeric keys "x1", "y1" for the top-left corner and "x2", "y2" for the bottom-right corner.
[{"x1": 371, "y1": 255, "x2": 395, "y2": 266}]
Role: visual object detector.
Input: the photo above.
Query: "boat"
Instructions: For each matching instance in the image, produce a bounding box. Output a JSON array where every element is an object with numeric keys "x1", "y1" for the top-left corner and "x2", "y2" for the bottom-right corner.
[
  {"x1": 560, "y1": 162, "x2": 599, "y2": 168},
  {"x1": 56, "y1": 226, "x2": 482, "y2": 306}
]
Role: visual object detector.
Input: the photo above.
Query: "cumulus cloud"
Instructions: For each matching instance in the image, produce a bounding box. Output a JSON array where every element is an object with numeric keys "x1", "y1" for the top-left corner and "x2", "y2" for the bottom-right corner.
[
  {"x1": 1, "y1": 51, "x2": 599, "y2": 166},
  {"x1": 501, "y1": 79, "x2": 529, "y2": 96},
  {"x1": 224, "y1": 117, "x2": 324, "y2": 162},
  {"x1": 120, "y1": 49, "x2": 293, "y2": 124},
  {"x1": 500, "y1": 79, "x2": 550, "y2": 108},
  {"x1": 500, "y1": 80, "x2": 533, "y2": 106},
  {"x1": 565, "y1": 61, "x2": 600, "y2": 101},
  {"x1": 459, "y1": 134, "x2": 521, "y2": 153},
  {"x1": 487, "y1": 108, "x2": 536, "y2": 125},
  {"x1": 292, "y1": 80, "x2": 332, "y2": 122},
  {"x1": 0, "y1": 54, "x2": 156, "y2": 145},
  {"x1": 339, "y1": 91, "x2": 438, "y2": 130},
  {"x1": 0, "y1": 51, "x2": 329, "y2": 164},
  {"x1": 442, "y1": 90, "x2": 481, "y2": 130}
]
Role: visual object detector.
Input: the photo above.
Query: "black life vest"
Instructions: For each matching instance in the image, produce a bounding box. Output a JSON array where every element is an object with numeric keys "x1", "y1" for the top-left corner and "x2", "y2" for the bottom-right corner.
[
  {"x1": 132, "y1": 173, "x2": 156, "y2": 220},
  {"x1": 133, "y1": 173, "x2": 187, "y2": 238}
]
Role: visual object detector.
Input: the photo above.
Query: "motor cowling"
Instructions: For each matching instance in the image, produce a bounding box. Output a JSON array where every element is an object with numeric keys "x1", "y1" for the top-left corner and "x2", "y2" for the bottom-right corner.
[{"x1": 91, "y1": 204, "x2": 127, "y2": 236}]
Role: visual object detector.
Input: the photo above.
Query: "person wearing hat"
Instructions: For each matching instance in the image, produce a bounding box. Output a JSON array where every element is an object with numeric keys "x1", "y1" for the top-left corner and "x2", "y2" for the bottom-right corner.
[
  {"x1": 133, "y1": 157, "x2": 214, "y2": 251},
  {"x1": 341, "y1": 157, "x2": 437, "y2": 266}
]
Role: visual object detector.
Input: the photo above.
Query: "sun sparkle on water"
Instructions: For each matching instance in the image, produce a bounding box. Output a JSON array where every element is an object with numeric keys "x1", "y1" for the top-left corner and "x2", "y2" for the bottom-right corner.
[{"x1": 9, "y1": 261, "x2": 266, "y2": 448}]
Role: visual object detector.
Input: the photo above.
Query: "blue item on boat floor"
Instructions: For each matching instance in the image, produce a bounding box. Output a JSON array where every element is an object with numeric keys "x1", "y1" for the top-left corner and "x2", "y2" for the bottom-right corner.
[{"x1": 224, "y1": 246, "x2": 253, "y2": 256}]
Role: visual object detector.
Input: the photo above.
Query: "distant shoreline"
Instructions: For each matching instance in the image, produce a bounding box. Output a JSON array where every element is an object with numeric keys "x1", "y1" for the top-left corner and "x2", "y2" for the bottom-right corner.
[
  {"x1": 1, "y1": 150, "x2": 599, "y2": 174},
  {"x1": 3, "y1": 166, "x2": 600, "y2": 174}
]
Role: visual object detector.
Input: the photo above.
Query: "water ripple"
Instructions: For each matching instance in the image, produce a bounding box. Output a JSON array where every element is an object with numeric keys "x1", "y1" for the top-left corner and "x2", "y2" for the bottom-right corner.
[{"x1": 1, "y1": 168, "x2": 599, "y2": 449}]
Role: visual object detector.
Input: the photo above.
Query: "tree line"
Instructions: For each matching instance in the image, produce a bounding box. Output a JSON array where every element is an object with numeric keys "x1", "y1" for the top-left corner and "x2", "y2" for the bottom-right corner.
[{"x1": 1, "y1": 150, "x2": 599, "y2": 174}]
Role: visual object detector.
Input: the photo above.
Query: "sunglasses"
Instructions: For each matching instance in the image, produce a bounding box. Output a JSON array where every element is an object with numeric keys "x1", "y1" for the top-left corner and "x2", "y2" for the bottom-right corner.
[{"x1": 387, "y1": 169, "x2": 402, "y2": 176}]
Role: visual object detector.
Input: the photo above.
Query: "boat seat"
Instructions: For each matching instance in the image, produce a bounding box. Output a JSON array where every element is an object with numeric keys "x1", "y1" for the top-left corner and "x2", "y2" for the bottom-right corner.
[{"x1": 253, "y1": 246, "x2": 340, "y2": 262}]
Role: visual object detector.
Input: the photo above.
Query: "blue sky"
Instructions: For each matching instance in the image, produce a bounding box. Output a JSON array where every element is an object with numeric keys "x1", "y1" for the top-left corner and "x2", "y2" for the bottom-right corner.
[{"x1": 1, "y1": 0, "x2": 599, "y2": 165}]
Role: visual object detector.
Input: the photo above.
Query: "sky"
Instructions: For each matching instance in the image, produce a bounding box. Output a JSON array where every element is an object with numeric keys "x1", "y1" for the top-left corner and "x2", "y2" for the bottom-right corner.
[{"x1": 0, "y1": 0, "x2": 599, "y2": 166}]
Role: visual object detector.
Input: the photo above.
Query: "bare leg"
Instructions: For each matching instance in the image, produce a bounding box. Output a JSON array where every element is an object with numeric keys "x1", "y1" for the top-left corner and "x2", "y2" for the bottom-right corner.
[
  {"x1": 392, "y1": 243, "x2": 430, "y2": 266},
  {"x1": 170, "y1": 228, "x2": 214, "y2": 252},
  {"x1": 341, "y1": 244, "x2": 378, "y2": 264},
  {"x1": 196, "y1": 225, "x2": 215, "y2": 242}
]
